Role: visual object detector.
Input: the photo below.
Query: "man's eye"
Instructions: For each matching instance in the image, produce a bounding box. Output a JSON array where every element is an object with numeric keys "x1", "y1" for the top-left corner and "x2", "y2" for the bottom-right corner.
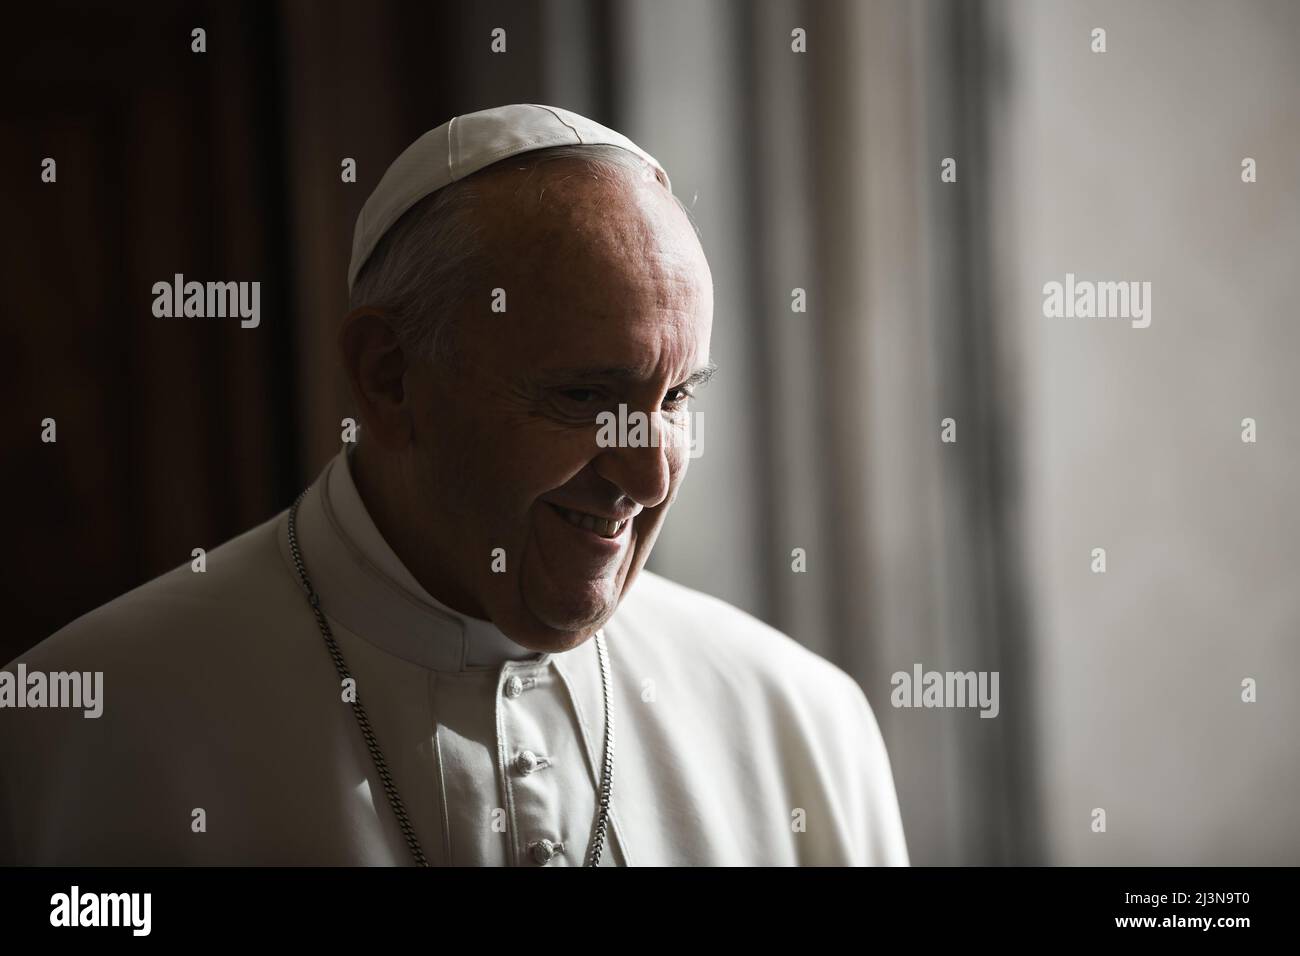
[
  {"x1": 560, "y1": 388, "x2": 600, "y2": 404},
  {"x1": 662, "y1": 387, "x2": 694, "y2": 409}
]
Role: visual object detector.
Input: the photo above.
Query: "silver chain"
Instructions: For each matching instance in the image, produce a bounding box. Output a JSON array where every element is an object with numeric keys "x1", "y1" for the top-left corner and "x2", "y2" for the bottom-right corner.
[
  {"x1": 287, "y1": 489, "x2": 615, "y2": 867},
  {"x1": 587, "y1": 631, "x2": 615, "y2": 866}
]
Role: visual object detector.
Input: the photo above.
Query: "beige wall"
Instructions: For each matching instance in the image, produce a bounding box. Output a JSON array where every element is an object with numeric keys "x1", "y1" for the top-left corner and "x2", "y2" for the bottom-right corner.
[{"x1": 990, "y1": 0, "x2": 1300, "y2": 863}]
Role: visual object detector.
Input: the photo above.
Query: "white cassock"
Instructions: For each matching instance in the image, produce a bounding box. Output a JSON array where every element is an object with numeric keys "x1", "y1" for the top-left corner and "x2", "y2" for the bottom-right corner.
[{"x1": 0, "y1": 448, "x2": 909, "y2": 866}]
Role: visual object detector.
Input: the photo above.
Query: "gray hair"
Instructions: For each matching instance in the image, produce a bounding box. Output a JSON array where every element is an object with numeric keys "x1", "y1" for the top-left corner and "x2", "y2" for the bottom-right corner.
[{"x1": 348, "y1": 143, "x2": 699, "y2": 365}]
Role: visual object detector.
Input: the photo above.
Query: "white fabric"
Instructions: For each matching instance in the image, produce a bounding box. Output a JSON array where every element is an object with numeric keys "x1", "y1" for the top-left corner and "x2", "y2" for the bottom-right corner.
[
  {"x1": 348, "y1": 104, "x2": 670, "y2": 292},
  {"x1": 0, "y1": 449, "x2": 909, "y2": 866}
]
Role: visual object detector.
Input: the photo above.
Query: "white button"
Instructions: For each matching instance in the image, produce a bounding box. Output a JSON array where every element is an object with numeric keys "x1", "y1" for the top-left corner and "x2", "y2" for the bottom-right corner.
[
  {"x1": 529, "y1": 839, "x2": 563, "y2": 864},
  {"x1": 505, "y1": 676, "x2": 524, "y2": 698},
  {"x1": 516, "y1": 750, "x2": 539, "y2": 774}
]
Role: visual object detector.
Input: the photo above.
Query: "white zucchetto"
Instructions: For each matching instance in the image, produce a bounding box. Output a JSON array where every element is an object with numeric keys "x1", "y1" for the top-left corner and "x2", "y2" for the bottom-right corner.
[{"x1": 348, "y1": 103, "x2": 671, "y2": 292}]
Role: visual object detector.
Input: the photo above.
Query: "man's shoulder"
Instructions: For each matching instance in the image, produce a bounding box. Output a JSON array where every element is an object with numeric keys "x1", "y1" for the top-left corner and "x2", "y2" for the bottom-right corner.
[
  {"x1": 603, "y1": 570, "x2": 909, "y2": 866},
  {"x1": 10, "y1": 511, "x2": 294, "y2": 673},
  {"x1": 610, "y1": 569, "x2": 866, "y2": 709},
  {"x1": 0, "y1": 511, "x2": 330, "y2": 865}
]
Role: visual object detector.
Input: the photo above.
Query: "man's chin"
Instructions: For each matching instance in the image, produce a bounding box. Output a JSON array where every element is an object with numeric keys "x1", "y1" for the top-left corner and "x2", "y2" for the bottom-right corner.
[
  {"x1": 508, "y1": 626, "x2": 599, "y2": 655},
  {"x1": 504, "y1": 585, "x2": 620, "y2": 652}
]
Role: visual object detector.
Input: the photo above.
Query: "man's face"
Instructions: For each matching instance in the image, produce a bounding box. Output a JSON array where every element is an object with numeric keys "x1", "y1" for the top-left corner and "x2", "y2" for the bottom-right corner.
[{"x1": 400, "y1": 161, "x2": 713, "y2": 652}]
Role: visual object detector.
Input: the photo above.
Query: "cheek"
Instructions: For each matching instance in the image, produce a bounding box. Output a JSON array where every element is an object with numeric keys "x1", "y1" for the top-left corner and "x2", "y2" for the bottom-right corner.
[
  {"x1": 513, "y1": 428, "x2": 603, "y2": 494},
  {"x1": 469, "y1": 429, "x2": 602, "y2": 527}
]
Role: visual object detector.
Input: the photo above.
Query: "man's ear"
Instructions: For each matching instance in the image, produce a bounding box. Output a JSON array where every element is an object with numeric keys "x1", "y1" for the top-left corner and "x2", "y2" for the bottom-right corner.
[{"x1": 338, "y1": 307, "x2": 412, "y2": 450}]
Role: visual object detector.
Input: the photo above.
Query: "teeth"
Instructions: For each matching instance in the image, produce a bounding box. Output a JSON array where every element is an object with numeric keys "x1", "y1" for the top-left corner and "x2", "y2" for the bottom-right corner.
[{"x1": 557, "y1": 506, "x2": 624, "y2": 538}]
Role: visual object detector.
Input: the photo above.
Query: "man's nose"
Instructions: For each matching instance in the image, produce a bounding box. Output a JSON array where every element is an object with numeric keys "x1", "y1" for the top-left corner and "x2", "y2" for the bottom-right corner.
[{"x1": 591, "y1": 420, "x2": 674, "y2": 509}]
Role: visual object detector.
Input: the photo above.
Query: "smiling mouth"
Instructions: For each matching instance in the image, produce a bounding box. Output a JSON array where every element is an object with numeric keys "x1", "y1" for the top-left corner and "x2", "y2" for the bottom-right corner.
[{"x1": 549, "y1": 503, "x2": 629, "y2": 539}]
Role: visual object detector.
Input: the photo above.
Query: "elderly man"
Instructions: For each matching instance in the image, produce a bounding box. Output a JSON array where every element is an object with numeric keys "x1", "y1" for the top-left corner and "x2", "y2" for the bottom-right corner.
[{"x1": 0, "y1": 105, "x2": 908, "y2": 866}]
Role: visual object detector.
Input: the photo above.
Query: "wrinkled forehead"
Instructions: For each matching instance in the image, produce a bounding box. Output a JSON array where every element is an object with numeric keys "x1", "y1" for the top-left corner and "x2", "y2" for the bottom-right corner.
[
  {"x1": 458, "y1": 163, "x2": 713, "y2": 376},
  {"x1": 472, "y1": 161, "x2": 712, "y2": 322}
]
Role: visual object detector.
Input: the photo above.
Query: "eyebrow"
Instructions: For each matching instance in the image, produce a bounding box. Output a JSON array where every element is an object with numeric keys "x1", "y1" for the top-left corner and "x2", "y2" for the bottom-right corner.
[{"x1": 543, "y1": 362, "x2": 718, "y2": 389}]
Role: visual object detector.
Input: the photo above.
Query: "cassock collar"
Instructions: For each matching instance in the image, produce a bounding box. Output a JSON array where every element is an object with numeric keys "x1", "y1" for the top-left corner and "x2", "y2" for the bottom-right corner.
[{"x1": 278, "y1": 446, "x2": 547, "y2": 673}]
